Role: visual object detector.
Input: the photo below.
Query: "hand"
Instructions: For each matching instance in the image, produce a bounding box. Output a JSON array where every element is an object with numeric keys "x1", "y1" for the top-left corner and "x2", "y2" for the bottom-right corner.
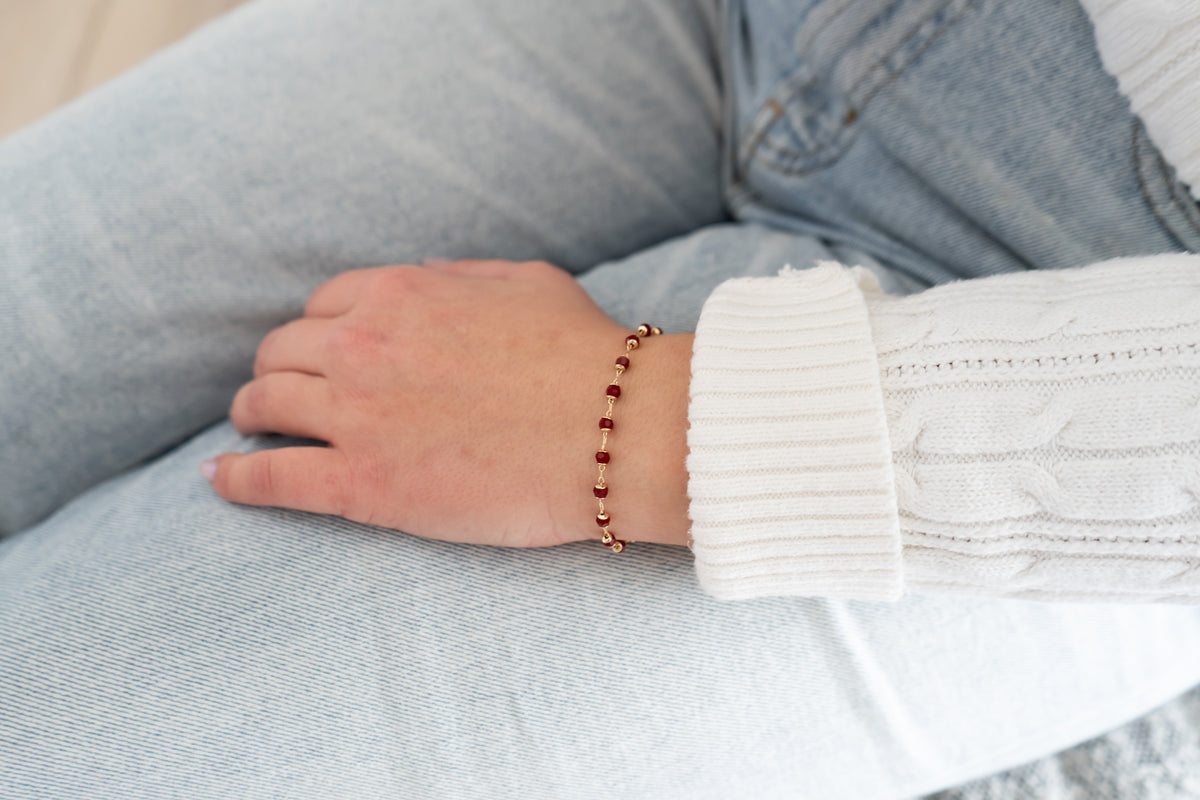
[{"x1": 203, "y1": 259, "x2": 693, "y2": 549}]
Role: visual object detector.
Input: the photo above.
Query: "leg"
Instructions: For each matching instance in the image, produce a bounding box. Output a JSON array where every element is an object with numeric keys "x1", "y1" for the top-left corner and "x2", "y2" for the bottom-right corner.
[
  {"x1": 716, "y1": 0, "x2": 1200, "y2": 794},
  {"x1": 4, "y1": 224, "x2": 1200, "y2": 800},
  {"x1": 6, "y1": 1, "x2": 1198, "y2": 797},
  {"x1": 722, "y1": 0, "x2": 1199, "y2": 284},
  {"x1": 0, "y1": 0, "x2": 724, "y2": 535}
]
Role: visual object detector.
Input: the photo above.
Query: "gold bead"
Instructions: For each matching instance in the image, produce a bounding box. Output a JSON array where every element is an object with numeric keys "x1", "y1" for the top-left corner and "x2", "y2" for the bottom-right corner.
[
  {"x1": 601, "y1": 530, "x2": 614, "y2": 545},
  {"x1": 626, "y1": 339, "x2": 639, "y2": 351},
  {"x1": 611, "y1": 541, "x2": 625, "y2": 553},
  {"x1": 637, "y1": 324, "x2": 651, "y2": 336},
  {"x1": 650, "y1": 326, "x2": 662, "y2": 336},
  {"x1": 597, "y1": 512, "x2": 610, "y2": 525}
]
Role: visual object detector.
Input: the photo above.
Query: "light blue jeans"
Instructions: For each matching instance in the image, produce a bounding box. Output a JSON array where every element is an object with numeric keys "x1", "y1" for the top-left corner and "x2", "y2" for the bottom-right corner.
[{"x1": 4, "y1": 0, "x2": 1200, "y2": 798}]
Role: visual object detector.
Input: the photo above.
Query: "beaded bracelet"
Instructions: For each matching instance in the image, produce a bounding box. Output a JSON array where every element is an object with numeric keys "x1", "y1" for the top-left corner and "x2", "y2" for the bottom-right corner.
[{"x1": 594, "y1": 322, "x2": 662, "y2": 553}]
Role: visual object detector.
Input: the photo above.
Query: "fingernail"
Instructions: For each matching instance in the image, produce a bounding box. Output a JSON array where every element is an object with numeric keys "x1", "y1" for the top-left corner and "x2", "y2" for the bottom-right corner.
[
  {"x1": 200, "y1": 460, "x2": 217, "y2": 480},
  {"x1": 422, "y1": 258, "x2": 453, "y2": 269}
]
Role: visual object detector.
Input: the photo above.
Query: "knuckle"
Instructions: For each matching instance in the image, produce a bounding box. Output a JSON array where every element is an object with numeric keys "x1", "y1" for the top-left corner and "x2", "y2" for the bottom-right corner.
[
  {"x1": 243, "y1": 380, "x2": 270, "y2": 418},
  {"x1": 306, "y1": 267, "x2": 371, "y2": 314},
  {"x1": 246, "y1": 455, "x2": 276, "y2": 499},
  {"x1": 376, "y1": 264, "x2": 433, "y2": 297},
  {"x1": 342, "y1": 454, "x2": 389, "y2": 525},
  {"x1": 375, "y1": 265, "x2": 416, "y2": 291},
  {"x1": 253, "y1": 329, "x2": 277, "y2": 376},
  {"x1": 302, "y1": 287, "x2": 322, "y2": 316},
  {"x1": 304, "y1": 280, "x2": 337, "y2": 316},
  {"x1": 230, "y1": 383, "x2": 256, "y2": 431},
  {"x1": 327, "y1": 464, "x2": 356, "y2": 520},
  {"x1": 329, "y1": 322, "x2": 385, "y2": 361},
  {"x1": 231, "y1": 379, "x2": 277, "y2": 434}
]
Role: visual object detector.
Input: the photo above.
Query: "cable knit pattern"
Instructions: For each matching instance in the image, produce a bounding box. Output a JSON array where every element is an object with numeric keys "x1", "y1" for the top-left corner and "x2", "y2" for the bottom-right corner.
[
  {"x1": 1079, "y1": 0, "x2": 1200, "y2": 195},
  {"x1": 688, "y1": 255, "x2": 1200, "y2": 602},
  {"x1": 687, "y1": 3, "x2": 1200, "y2": 601},
  {"x1": 874, "y1": 254, "x2": 1200, "y2": 601},
  {"x1": 688, "y1": 263, "x2": 903, "y2": 601}
]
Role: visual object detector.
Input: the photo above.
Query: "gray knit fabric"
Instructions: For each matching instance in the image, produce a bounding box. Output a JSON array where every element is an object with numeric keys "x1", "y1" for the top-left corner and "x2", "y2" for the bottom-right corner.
[{"x1": 927, "y1": 684, "x2": 1200, "y2": 800}]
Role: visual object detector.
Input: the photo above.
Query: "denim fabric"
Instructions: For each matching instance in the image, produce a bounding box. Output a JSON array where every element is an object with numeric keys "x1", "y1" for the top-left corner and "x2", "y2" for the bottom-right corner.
[
  {"x1": 0, "y1": 0, "x2": 726, "y2": 536},
  {"x1": 721, "y1": 0, "x2": 1200, "y2": 284},
  {"x1": 3, "y1": 0, "x2": 1200, "y2": 798}
]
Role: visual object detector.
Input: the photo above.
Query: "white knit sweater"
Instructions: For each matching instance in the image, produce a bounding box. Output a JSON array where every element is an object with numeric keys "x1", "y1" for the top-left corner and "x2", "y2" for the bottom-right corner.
[{"x1": 687, "y1": 2, "x2": 1200, "y2": 603}]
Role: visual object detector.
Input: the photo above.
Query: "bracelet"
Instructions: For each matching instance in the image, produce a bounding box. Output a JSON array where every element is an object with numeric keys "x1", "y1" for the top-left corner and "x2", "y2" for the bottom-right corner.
[{"x1": 594, "y1": 322, "x2": 662, "y2": 553}]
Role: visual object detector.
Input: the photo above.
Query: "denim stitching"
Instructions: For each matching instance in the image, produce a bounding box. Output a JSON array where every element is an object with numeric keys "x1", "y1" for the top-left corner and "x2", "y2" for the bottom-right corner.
[
  {"x1": 767, "y1": 0, "x2": 982, "y2": 175},
  {"x1": 731, "y1": 0, "x2": 867, "y2": 176},
  {"x1": 845, "y1": 0, "x2": 979, "y2": 126},
  {"x1": 741, "y1": 0, "x2": 981, "y2": 177},
  {"x1": 734, "y1": 0, "x2": 887, "y2": 176},
  {"x1": 1133, "y1": 119, "x2": 1200, "y2": 249}
]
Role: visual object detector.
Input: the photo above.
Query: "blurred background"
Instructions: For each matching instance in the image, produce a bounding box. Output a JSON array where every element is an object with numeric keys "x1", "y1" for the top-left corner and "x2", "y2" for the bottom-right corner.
[{"x1": 0, "y1": 0, "x2": 246, "y2": 138}]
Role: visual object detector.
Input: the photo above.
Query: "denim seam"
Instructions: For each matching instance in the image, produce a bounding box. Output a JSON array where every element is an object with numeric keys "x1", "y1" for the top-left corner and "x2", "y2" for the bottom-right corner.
[
  {"x1": 727, "y1": 0, "x2": 862, "y2": 188},
  {"x1": 739, "y1": 0, "x2": 982, "y2": 178},
  {"x1": 1133, "y1": 119, "x2": 1200, "y2": 250}
]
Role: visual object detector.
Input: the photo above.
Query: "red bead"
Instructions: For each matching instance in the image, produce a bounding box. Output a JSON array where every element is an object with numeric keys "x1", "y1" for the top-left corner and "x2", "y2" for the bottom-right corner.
[
  {"x1": 615, "y1": 356, "x2": 630, "y2": 369},
  {"x1": 606, "y1": 384, "x2": 621, "y2": 398},
  {"x1": 594, "y1": 484, "x2": 608, "y2": 498},
  {"x1": 599, "y1": 418, "x2": 613, "y2": 430},
  {"x1": 626, "y1": 335, "x2": 640, "y2": 349},
  {"x1": 595, "y1": 451, "x2": 610, "y2": 464},
  {"x1": 596, "y1": 514, "x2": 610, "y2": 527},
  {"x1": 602, "y1": 538, "x2": 614, "y2": 548}
]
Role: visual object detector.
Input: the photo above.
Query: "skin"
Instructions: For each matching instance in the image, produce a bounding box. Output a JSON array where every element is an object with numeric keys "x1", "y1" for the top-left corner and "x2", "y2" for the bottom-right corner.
[{"x1": 204, "y1": 258, "x2": 694, "y2": 549}]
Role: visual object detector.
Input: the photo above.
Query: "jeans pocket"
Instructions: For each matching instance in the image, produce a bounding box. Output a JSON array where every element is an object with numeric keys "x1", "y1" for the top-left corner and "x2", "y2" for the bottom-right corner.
[
  {"x1": 732, "y1": 0, "x2": 982, "y2": 181},
  {"x1": 723, "y1": 0, "x2": 1194, "y2": 282}
]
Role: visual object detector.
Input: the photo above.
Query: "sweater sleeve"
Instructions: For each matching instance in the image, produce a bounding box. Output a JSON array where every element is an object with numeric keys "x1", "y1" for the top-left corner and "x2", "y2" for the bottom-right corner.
[
  {"x1": 1077, "y1": 0, "x2": 1200, "y2": 197},
  {"x1": 687, "y1": 254, "x2": 1200, "y2": 603}
]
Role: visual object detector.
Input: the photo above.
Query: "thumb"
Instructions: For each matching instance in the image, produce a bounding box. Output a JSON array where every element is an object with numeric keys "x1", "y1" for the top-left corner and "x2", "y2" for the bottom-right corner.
[{"x1": 201, "y1": 448, "x2": 350, "y2": 517}]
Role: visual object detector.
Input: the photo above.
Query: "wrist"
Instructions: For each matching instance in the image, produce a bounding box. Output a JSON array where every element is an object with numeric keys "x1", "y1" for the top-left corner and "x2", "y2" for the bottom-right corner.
[{"x1": 614, "y1": 332, "x2": 693, "y2": 548}]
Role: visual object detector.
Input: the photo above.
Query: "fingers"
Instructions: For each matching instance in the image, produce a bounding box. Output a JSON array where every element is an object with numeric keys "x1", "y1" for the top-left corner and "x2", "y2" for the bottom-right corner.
[
  {"x1": 204, "y1": 447, "x2": 352, "y2": 517},
  {"x1": 254, "y1": 317, "x2": 335, "y2": 378},
  {"x1": 230, "y1": 372, "x2": 335, "y2": 441},
  {"x1": 304, "y1": 268, "x2": 376, "y2": 318},
  {"x1": 305, "y1": 261, "x2": 539, "y2": 321},
  {"x1": 423, "y1": 258, "x2": 531, "y2": 279}
]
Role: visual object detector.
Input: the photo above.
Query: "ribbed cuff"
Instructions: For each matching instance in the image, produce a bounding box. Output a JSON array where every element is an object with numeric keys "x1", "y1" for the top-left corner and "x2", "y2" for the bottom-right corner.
[{"x1": 687, "y1": 263, "x2": 903, "y2": 601}]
